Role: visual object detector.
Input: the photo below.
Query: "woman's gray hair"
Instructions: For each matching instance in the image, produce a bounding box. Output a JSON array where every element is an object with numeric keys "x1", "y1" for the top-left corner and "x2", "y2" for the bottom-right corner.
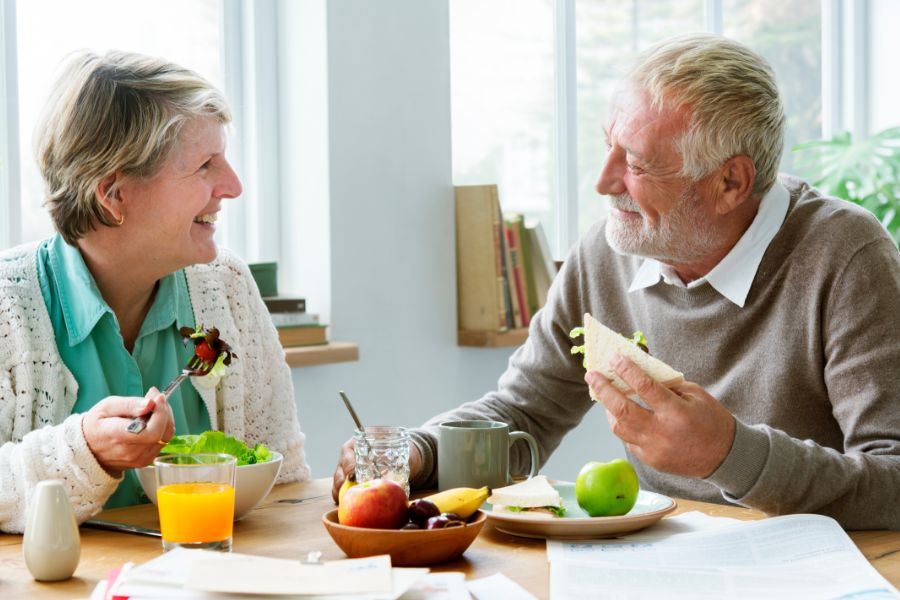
[
  {"x1": 35, "y1": 51, "x2": 231, "y2": 244},
  {"x1": 625, "y1": 33, "x2": 785, "y2": 199}
]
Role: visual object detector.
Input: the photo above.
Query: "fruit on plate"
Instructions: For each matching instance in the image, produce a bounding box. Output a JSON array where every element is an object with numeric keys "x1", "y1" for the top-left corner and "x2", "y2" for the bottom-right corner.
[
  {"x1": 575, "y1": 458, "x2": 640, "y2": 517},
  {"x1": 338, "y1": 478, "x2": 408, "y2": 529},
  {"x1": 422, "y1": 486, "x2": 490, "y2": 519}
]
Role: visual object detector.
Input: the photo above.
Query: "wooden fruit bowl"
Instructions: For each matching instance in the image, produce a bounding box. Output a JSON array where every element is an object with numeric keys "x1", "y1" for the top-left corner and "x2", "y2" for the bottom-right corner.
[{"x1": 322, "y1": 509, "x2": 486, "y2": 567}]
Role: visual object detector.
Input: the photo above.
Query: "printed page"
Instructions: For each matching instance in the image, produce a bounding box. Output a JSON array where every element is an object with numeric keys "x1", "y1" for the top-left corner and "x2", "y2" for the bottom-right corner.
[{"x1": 546, "y1": 514, "x2": 899, "y2": 600}]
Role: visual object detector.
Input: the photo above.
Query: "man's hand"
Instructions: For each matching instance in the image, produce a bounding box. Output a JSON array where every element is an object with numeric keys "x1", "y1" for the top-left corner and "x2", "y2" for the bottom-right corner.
[
  {"x1": 585, "y1": 355, "x2": 736, "y2": 479},
  {"x1": 82, "y1": 387, "x2": 176, "y2": 477},
  {"x1": 331, "y1": 438, "x2": 424, "y2": 503}
]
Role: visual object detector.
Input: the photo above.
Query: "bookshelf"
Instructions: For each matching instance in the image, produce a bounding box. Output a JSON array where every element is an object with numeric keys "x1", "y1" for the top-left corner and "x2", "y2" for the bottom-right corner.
[
  {"x1": 283, "y1": 342, "x2": 359, "y2": 368},
  {"x1": 458, "y1": 328, "x2": 528, "y2": 348},
  {"x1": 454, "y1": 185, "x2": 558, "y2": 349}
]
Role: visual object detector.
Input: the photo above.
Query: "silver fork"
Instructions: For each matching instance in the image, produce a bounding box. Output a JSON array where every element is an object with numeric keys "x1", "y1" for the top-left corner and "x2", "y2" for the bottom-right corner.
[{"x1": 125, "y1": 355, "x2": 214, "y2": 435}]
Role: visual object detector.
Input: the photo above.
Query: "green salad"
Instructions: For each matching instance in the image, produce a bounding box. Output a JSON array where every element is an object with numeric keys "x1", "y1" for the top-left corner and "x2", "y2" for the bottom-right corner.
[{"x1": 160, "y1": 431, "x2": 271, "y2": 466}]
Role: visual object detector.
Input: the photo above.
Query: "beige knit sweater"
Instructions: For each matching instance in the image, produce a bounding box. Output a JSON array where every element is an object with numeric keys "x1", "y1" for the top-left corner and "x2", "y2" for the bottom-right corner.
[
  {"x1": 410, "y1": 176, "x2": 900, "y2": 530},
  {"x1": 0, "y1": 243, "x2": 310, "y2": 533}
]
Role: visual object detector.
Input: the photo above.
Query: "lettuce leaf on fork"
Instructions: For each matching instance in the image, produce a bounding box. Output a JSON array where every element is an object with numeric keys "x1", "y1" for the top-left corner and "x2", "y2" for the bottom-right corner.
[{"x1": 161, "y1": 431, "x2": 271, "y2": 465}]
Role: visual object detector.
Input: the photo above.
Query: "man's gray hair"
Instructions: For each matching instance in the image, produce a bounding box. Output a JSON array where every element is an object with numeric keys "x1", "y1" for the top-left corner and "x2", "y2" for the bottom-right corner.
[
  {"x1": 35, "y1": 51, "x2": 231, "y2": 244},
  {"x1": 625, "y1": 34, "x2": 785, "y2": 198}
]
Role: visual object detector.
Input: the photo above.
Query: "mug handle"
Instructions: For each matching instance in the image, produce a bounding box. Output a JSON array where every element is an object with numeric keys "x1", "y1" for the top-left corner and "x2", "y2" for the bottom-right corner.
[{"x1": 508, "y1": 431, "x2": 540, "y2": 483}]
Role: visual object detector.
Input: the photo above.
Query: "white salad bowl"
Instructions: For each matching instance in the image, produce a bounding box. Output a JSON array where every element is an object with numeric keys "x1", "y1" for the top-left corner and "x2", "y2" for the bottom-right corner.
[{"x1": 136, "y1": 451, "x2": 283, "y2": 521}]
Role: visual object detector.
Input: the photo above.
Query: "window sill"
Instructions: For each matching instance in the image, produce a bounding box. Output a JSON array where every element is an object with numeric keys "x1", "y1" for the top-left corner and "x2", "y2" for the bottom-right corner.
[{"x1": 284, "y1": 342, "x2": 359, "y2": 368}]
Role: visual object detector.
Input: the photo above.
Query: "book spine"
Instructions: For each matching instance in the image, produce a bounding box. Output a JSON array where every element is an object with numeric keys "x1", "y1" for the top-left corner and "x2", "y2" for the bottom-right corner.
[
  {"x1": 454, "y1": 185, "x2": 508, "y2": 332},
  {"x1": 489, "y1": 187, "x2": 510, "y2": 330},
  {"x1": 496, "y1": 199, "x2": 515, "y2": 330},
  {"x1": 506, "y1": 222, "x2": 530, "y2": 327},
  {"x1": 503, "y1": 221, "x2": 523, "y2": 328},
  {"x1": 268, "y1": 312, "x2": 320, "y2": 327},
  {"x1": 516, "y1": 216, "x2": 539, "y2": 317},
  {"x1": 264, "y1": 298, "x2": 307, "y2": 313}
]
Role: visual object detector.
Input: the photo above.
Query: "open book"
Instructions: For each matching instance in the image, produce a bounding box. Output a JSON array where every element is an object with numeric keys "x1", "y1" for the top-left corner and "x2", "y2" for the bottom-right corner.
[{"x1": 547, "y1": 513, "x2": 899, "y2": 599}]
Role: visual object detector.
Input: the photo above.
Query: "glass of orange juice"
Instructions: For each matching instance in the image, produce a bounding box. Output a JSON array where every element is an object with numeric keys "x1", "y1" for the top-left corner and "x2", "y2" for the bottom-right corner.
[{"x1": 154, "y1": 453, "x2": 236, "y2": 552}]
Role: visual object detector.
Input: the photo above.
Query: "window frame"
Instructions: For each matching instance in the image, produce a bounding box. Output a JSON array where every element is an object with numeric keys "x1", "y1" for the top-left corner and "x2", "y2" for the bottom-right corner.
[
  {"x1": 0, "y1": 0, "x2": 21, "y2": 251},
  {"x1": 0, "y1": 0, "x2": 283, "y2": 264}
]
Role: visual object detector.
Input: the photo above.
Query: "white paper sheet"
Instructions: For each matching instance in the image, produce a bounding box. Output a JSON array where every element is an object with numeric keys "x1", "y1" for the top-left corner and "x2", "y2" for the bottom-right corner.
[
  {"x1": 398, "y1": 572, "x2": 471, "y2": 600},
  {"x1": 617, "y1": 510, "x2": 741, "y2": 541},
  {"x1": 547, "y1": 513, "x2": 899, "y2": 600},
  {"x1": 467, "y1": 573, "x2": 537, "y2": 600},
  {"x1": 110, "y1": 547, "x2": 428, "y2": 599}
]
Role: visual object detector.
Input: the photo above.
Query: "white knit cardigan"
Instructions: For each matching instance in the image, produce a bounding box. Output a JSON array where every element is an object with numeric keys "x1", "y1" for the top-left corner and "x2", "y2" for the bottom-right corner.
[{"x1": 0, "y1": 241, "x2": 310, "y2": 533}]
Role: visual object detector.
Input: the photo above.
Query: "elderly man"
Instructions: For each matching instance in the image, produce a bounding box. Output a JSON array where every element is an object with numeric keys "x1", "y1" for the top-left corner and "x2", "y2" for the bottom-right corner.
[{"x1": 334, "y1": 34, "x2": 900, "y2": 529}]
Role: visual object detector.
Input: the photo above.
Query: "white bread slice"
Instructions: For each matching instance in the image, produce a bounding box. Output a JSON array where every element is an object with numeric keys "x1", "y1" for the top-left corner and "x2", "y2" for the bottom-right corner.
[
  {"x1": 583, "y1": 313, "x2": 684, "y2": 398},
  {"x1": 487, "y1": 475, "x2": 560, "y2": 508}
]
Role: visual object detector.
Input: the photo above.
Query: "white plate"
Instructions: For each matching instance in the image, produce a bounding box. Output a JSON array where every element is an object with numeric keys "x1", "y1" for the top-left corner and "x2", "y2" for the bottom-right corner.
[{"x1": 483, "y1": 482, "x2": 676, "y2": 539}]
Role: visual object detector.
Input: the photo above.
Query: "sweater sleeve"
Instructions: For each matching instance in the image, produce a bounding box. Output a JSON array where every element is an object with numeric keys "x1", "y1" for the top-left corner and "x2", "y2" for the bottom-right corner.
[
  {"x1": 0, "y1": 410, "x2": 120, "y2": 533},
  {"x1": 230, "y1": 256, "x2": 311, "y2": 485},
  {"x1": 706, "y1": 238, "x2": 900, "y2": 529},
  {"x1": 409, "y1": 252, "x2": 595, "y2": 490}
]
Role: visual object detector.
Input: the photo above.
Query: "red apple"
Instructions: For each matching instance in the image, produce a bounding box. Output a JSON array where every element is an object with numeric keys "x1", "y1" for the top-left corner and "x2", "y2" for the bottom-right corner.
[{"x1": 337, "y1": 478, "x2": 408, "y2": 529}]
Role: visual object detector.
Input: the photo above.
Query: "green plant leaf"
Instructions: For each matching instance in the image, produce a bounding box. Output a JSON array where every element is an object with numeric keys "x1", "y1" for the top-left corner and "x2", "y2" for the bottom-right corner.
[{"x1": 792, "y1": 127, "x2": 900, "y2": 246}]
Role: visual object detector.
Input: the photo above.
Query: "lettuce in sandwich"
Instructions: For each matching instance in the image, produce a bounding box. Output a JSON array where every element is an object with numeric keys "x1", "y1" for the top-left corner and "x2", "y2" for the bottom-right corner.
[{"x1": 487, "y1": 475, "x2": 566, "y2": 517}]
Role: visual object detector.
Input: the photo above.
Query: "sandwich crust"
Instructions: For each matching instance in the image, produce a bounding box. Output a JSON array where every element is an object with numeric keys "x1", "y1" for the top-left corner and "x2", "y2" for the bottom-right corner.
[{"x1": 583, "y1": 313, "x2": 684, "y2": 398}]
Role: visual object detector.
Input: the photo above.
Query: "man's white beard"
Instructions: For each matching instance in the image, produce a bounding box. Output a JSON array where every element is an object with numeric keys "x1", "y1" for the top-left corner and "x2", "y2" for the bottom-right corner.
[{"x1": 604, "y1": 187, "x2": 724, "y2": 263}]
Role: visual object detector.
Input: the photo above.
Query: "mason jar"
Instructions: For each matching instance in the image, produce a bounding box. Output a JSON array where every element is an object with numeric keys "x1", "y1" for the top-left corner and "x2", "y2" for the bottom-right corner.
[{"x1": 353, "y1": 426, "x2": 410, "y2": 497}]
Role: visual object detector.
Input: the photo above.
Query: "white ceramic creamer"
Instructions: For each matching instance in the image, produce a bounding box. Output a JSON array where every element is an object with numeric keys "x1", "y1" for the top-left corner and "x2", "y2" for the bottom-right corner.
[{"x1": 23, "y1": 480, "x2": 81, "y2": 581}]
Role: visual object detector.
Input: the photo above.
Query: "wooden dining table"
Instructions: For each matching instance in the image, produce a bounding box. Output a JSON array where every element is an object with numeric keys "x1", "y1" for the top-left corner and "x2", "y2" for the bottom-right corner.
[{"x1": 1, "y1": 478, "x2": 897, "y2": 599}]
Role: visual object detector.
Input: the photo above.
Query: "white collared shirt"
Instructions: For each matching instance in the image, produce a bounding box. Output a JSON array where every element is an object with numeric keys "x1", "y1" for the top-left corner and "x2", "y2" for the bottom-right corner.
[{"x1": 627, "y1": 181, "x2": 790, "y2": 307}]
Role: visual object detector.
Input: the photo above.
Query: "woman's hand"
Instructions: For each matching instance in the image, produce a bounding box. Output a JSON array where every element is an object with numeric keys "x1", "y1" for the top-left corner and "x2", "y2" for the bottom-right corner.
[{"x1": 81, "y1": 388, "x2": 176, "y2": 477}]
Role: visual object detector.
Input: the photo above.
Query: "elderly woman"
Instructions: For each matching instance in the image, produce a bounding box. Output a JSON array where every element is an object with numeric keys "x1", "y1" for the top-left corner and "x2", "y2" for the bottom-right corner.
[{"x1": 0, "y1": 51, "x2": 309, "y2": 532}]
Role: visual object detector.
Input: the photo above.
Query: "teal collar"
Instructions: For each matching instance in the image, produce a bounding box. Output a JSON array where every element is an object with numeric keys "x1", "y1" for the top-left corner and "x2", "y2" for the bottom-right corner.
[{"x1": 46, "y1": 234, "x2": 190, "y2": 346}]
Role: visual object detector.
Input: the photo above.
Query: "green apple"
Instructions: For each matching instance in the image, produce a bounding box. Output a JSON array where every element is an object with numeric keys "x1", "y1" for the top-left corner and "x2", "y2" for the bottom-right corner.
[{"x1": 575, "y1": 458, "x2": 640, "y2": 517}]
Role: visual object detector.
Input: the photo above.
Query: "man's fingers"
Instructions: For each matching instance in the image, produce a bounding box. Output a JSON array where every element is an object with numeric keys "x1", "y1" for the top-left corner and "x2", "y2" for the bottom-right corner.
[
  {"x1": 332, "y1": 466, "x2": 345, "y2": 503},
  {"x1": 610, "y1": 355, "x2": 673, "y2": 410},
  {"x1": 332, "y1": 439, "x2": 357, "y2": 503},
  {"x1": 587, "y1": 370, "x2": 653, "y2": 428}
]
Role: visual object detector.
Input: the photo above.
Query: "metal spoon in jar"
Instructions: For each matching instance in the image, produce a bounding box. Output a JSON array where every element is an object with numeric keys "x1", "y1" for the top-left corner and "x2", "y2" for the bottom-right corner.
[{"x1": 338, "y1": 390, "x2": 377, "y2": 479}]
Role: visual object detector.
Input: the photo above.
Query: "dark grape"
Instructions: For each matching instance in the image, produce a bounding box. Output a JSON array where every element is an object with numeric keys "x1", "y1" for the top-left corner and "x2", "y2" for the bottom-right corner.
[
  {"x1": 401, "y1": 522, "x2": 421, "y2": 530},
  {"x1": 407, "y1": 499, "x2": 441, "y2": 527},
  {"x1": 440, "y1": 512, "x2": 462, "y2": 521},
  {"x1": 426, "y1": 515, "x2": 465, "y2": 529}
]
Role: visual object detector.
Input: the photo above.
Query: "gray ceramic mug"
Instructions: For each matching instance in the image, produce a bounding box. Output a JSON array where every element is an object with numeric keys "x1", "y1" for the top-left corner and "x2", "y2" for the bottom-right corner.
[{"x1": 437, "y1": 420, "x2": 539, "y2": 491}]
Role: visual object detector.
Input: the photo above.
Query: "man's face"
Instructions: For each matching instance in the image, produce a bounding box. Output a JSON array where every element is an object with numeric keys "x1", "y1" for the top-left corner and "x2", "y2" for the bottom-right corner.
[{"x1": 596, "y1": 88, "x2": 724, "y2": 264}]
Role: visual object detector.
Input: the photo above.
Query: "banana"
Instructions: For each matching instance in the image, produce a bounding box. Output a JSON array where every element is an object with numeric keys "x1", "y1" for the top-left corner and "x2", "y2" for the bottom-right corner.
[{"x1": 423, "y1": 486, "x2": 490, "y2": 519}]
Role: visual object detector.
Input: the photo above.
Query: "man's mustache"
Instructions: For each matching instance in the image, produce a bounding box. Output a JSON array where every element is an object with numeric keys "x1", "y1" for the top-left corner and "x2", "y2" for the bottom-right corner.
[{"x1": 607, "y1": 193, "x2": 642, "y2": 214}]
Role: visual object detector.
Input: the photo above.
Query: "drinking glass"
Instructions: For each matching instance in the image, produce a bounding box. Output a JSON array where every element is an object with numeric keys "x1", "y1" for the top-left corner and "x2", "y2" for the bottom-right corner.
[
  {"x1": 353, "y1": 426, "x2": 410, "y2": 496},
  {"x1": 154, "y1": 453, "x2": 236, "y2": 552}
]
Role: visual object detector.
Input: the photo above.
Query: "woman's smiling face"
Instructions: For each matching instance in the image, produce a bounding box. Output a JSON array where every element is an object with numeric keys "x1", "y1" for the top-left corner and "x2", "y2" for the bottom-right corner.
[{"x1": 115, "y1": 117, "x2": 242, "y2": 272}]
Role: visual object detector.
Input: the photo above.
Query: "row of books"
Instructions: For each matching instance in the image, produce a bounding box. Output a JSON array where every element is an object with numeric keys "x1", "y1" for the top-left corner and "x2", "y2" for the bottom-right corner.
[
  {"x1": 455, "y1": 184, "x2": 557, "y2": 332},
  {"x1": 262, "y1": 296, "x2": 328, "y2": 347}
]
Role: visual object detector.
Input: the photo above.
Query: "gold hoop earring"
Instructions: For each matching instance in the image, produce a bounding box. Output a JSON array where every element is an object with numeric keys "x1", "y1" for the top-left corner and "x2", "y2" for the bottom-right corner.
[{"x1": 115, "y1": 214, "x2": 124, "y2": 226}]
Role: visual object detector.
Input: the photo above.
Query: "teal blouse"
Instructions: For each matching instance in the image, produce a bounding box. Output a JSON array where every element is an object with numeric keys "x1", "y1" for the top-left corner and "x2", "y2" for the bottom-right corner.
[{"x1": 36, "y1": 234, "x2": 211, "y2": 507}]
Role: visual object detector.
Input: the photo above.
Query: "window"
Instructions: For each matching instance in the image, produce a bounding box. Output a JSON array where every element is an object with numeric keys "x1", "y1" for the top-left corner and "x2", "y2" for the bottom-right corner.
[
  {"x1": 11, "y1": 0, "x2": 225, "y2": 246},
  {"x1": 450, "y1": 0, "x2": 836, "y2": 255},
  {"x1": 450, "y1": 0, "x2": 556, "y2": 245}
]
